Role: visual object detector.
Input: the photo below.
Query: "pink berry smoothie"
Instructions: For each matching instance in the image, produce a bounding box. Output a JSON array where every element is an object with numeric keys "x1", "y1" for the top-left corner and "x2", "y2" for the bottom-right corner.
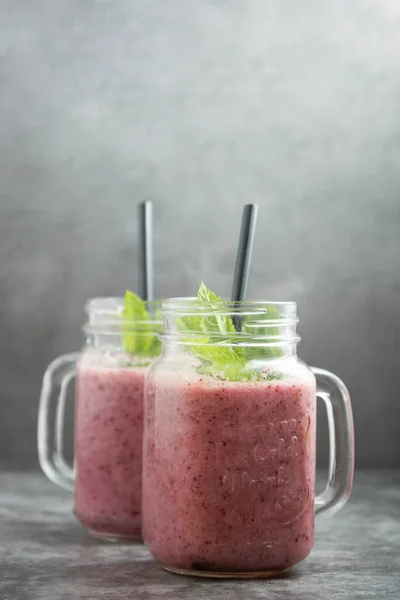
[
  {"x1": 74, "y1": 351, "x2": 147, "y2": 539},
  {"x1": 142, "y1": 369, "x2": 316, "y2": 575}
]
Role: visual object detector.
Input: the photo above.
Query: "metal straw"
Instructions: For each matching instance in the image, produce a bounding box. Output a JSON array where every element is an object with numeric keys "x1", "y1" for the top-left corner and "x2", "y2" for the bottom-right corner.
[
  {"x1": 138, "y1": 200, "x2": 154, "y2": 302},
  {"x1": 231, "y1": 203, "x2": 258, "y2": 303}
]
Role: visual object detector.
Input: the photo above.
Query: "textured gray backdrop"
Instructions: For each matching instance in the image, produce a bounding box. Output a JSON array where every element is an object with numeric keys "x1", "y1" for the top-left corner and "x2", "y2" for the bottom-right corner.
[{"x1": 1, "y1": 0, "x2": 400, "y2": 468}]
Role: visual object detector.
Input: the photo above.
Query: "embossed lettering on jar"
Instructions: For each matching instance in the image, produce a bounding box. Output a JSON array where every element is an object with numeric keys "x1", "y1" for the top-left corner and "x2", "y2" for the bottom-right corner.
[{"x1": 142, "y1": 297, "x2": 354, "y2": 578}]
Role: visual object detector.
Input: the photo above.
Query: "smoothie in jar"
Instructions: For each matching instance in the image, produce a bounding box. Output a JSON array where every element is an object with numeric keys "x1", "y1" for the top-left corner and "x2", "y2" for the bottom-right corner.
[
  {"x1": 142, "y1": 284, "x2": 354, "y2": 577},
  {"x1": 143, "y1": 367, "x2": 316, "y2": 574},
  {"x1": 73, "y1": 293, "x2": 161, "y2": 540},
  {"x1": 38, "y1": 294, "x2": 163, "y2": 540},
  {"x1": 74, "y1": 352, "x2": 147, "y2": 539}
]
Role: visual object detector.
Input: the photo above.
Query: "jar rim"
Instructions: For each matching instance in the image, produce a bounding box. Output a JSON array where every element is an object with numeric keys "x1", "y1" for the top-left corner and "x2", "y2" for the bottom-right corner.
[
  {"x1": 84, "y1": 297, "x2": 162, "y2": 332},
  {"x1": 161, "y1": 297, "x2": 299, "y2": 346},
  {"x1": 162, "y1": 297, "x2": 297, "y2": 319},
  {"x1": 85, "y1": 296, "x2": 162, "y2": 312}
]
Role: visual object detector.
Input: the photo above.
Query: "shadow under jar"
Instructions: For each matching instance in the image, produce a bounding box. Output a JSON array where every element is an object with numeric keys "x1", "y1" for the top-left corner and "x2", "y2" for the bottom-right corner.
[
  {"x1": 38, "y1": 297, "x2": 161, "y2": 541},
  {"x1": 142, "y1": 298, "x2": 354, "y2": 578}
]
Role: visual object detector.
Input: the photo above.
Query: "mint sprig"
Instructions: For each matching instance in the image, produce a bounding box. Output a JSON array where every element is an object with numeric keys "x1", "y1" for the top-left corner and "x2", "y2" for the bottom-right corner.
[
  {"x1": 177, "y1": 283, "x2": 282, "y2": 382},
  {"x1": 122, "y1": 291, "x2": 161, "y2": 359},
  {"x1": 197, "y1": 282, "x2": 237, "y2": 337}
]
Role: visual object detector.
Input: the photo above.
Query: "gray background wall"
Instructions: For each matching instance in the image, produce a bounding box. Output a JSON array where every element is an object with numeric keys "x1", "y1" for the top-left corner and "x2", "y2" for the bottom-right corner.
[{"x1": 1, "y1": 0, "x2": 400, "y2": 469}]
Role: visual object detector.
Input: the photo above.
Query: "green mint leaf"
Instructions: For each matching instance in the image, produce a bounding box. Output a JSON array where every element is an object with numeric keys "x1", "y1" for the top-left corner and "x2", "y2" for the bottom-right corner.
[
  {"x1": 122, "y1": 291, "x2": 161, "y2": 357},
  {"x1": 195, "y1": 347, "x2": 264, "y2": 382},
  {"x1": 146, "y1": 334, "x2": 162, "y2": 358},
  {"x1": 177, "y1": 282, "x2": 235, "y2": 338},
  {"x1": 177, "y1": 282, "x2": 280, "y2": 382},
  {"x1": 182, "y1": 336, "x2": 249, "y2": 380},
  {"x1": 177, "y1": 314, "x2": 203, "y2": 334},
  {"x1": 197, "y1": 281, "x2": 219, "y2": 303},
  {"x1": 198, "y1": 282, "x2": 236, "y2": 336}
]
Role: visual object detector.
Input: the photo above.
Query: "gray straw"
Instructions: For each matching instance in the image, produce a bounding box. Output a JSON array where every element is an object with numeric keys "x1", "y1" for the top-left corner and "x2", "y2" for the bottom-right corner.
[
  {"x1": 231, "y1": 203, "x2": 259, "y2": 303},
  {"x1": 138, "y1": 200, "x2": 154, "y2": 302}
]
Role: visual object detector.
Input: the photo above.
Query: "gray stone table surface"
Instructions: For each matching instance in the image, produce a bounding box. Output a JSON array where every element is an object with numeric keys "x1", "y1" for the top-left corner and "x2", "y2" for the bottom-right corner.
[{"x1": 0, "y1": 471, "x2": 399, "y2": 600}]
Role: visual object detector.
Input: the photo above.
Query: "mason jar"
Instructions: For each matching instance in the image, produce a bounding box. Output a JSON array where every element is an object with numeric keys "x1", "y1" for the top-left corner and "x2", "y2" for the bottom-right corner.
[
  {"x1": 142, "y1": 298, "x2": 354, "y2": 577},
  {"x1": 38, "y1": 297, "x2": 161, "y2": 541}
]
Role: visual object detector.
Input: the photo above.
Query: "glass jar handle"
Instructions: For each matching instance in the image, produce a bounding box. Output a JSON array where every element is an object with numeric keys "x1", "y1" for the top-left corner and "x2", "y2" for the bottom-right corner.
[
  {"x1": 37, "y1": 353, "x2": 79, "y2": 491},
  {"x1": 311, "y1": 367, "x2": 354, "y2": 517}
]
